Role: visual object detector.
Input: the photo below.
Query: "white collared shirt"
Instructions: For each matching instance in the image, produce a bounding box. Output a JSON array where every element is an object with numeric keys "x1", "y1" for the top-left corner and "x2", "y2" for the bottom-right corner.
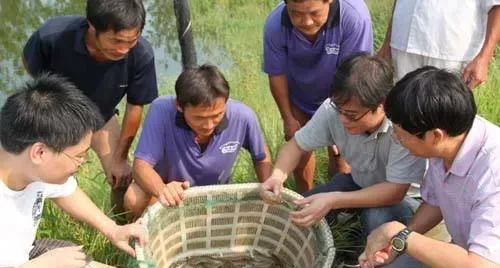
[{"x1": 391, "y1": 0, "x2": 499, "y2": 61}]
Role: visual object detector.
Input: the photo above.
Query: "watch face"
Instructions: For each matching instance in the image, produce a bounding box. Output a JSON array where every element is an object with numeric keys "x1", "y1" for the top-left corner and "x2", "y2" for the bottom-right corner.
[{"x1": 391, "y1": 237, "x2": 405, "y2": 252}]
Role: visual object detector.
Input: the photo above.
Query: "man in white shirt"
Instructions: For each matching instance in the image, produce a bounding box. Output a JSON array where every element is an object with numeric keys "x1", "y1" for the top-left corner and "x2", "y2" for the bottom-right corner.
[
  {"x1": 379, "y1": 0, "x2": 499, "y2": 88},
  {"x1": 0, "y1": 74, "x2": 146, "y2": 267}
]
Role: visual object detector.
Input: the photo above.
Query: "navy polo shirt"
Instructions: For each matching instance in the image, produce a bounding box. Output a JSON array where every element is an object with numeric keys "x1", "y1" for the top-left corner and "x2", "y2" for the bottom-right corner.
[
  {"x1": 23, "y1": 16, "x2": 158, "y2": 121},
  {"x1": 263, "y1": 0, "x2": 373, "y2": 115}
]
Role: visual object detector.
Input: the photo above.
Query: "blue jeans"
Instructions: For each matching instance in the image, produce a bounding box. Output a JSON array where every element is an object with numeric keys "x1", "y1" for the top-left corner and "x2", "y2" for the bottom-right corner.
[{"x1": 305, "y1": 173, "x2": 422, "y2": 268}]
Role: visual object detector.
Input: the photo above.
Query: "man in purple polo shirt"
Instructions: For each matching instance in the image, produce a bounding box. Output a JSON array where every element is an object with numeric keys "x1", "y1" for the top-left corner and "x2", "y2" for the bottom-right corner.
[
  {"x1": 124, "y1": 65, "x2": 272, "y2": 220},
  {"x1": 263, "y1": 0, "x2": 373, "y2": 193},
  {"x1": 359, "y1": 67, "x2": 500, "y2": 267}
]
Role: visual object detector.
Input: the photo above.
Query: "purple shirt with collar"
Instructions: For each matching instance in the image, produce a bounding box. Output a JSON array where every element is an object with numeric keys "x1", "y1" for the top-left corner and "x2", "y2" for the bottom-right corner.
[
  {"x1": 421, "y1": 117, "x2": 500, "y2": 264},
  {"x1": 263, "y1": 0, "x2": 373, "y2": 115},
  {"x1": 134, "y1": 96, "x2": 267, "y2": 186}
]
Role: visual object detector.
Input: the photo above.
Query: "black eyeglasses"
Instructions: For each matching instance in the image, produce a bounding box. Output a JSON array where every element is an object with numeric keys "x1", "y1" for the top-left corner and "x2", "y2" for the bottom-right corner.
[{"x1": 329, "y1": 100, "x2": 372, "y2": 122}]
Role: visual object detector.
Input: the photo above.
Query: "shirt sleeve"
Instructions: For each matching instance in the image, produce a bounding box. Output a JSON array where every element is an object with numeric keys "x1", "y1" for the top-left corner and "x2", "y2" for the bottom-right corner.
[
  {"x1": 294, "y1": 100, "x2": 336, "y2": 151},
  {"x1": 23, "y1": 30, "x2": 51, "y2": 75},
  {"x1": 468, "y1": 164, "x2": 500, "y2": 264},
  {"x1": 44, "y1": 176, "x2": 77, "y2": 198},
  {"x1": 134, "y1": 99, "x2": 166, "y2": 166},
  {"x1": 482, "y1": 0, "x2": 499, "y2": 14},
  {"x1": 241, "y1": 107, "x2": 267, "y2": 161},
  {"x1": 386, "y1": 138, "x2": 426, "y2": 184},
  {"x1": 126, "y1": 40, "x2": 159, "y2": 106},
  {"x1": 338, "y1": 5, "x2": 374, "y2": 62},
  {"x1": 262, "y1": 9, "x2": 287, "y2": 76}
]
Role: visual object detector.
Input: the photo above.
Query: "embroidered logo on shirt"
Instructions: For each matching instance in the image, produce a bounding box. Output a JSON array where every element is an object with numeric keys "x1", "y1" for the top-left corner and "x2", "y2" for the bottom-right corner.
[
  {"x1": 219, "y1": 141, "x2": 240, "y2": 154},
  {"x1": 32, "y1": 191, "x2": 43, "y2": 226},
  {"x1": 325, "y1": 43, "x2": 340, "y2": 55}
]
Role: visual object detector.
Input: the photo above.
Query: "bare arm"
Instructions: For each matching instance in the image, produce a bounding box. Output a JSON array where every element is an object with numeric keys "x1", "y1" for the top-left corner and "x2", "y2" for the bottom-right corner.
[
  {"x1": 360, "y1": 221, "x2": 500, "y2": 268},
  {"x1": 407, "y1": 201, "x2": 443, "y2": 234},
  {"x1": 269, "y1": 74, "x2": 294, "y2": 123},
  {"x1": 269, "y1": 75, "x2": 301, "y2": 140},
  {"x1": 290, "y1": 181, "x2": 409, "y2": 227},
  {"x1": 53, "y1": 188, "x2": 146, "y2": 256},
  {"x1": 115, "y1": 103, "x2": 143, "y2": 161},
  {"x1": 462, "y1": 6, "x2": 500, "y2": 88},
  {"x1": 270, "y1": 138, "x2": 305, "y2": 183},
  {"x1": 132, "y1": 158, "x2": 166, "y2": 198},
  {"x1": 378, "y1": 0, "x2": 397, "y2": 60},
  {"x1": 254, "y1": 145, "x2": 273, "y2": 182}
]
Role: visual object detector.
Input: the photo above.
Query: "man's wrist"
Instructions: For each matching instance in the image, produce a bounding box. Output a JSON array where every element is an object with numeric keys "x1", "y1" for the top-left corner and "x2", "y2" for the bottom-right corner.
[
  {"x1": 101, "y1": 220, "x2": 119, "y2": 240},
  {"x1": 270, "y1": 169, "x2": 287, "y2": 183}
]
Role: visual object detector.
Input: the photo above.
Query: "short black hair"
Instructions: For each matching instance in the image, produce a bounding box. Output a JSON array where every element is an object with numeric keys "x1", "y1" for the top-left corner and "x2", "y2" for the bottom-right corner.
[
  {"x1": 87, "y1": 0, "x2": 146, "y2": 33},
  {"x1": 175, "y1": 64, "x2": 230, "y2": 108},
  {"x1": 330, "y1": 53, "x2": 394, "y2": 110},
  {"x1": 0, "y1": 73, "x2": 104, "y2": 154},
  {"x1": 385, "y1": 66, "x2": 477, "y2": 137}
]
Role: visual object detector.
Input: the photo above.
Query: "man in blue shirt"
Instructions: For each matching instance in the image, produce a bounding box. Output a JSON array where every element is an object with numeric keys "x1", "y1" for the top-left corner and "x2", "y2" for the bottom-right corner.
[
  {"x1": 263, "y1": 0, "x2": 373, "y2": 193},
  {"x1": 22, "y1": 0, "x2": 158, "y2": 214},
  {"x1": 124, "y1": 65, "x2": 272, "y2": 220}
]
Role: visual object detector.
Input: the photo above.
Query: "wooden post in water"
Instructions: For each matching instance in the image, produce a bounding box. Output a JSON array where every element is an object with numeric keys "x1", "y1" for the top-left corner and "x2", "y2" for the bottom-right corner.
[{"x1": 173, "y1": 0, "x2": 197, "y2": 68}]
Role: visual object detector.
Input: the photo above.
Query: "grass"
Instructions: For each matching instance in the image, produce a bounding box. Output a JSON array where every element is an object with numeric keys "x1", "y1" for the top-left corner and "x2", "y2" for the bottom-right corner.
[{"x1": 37, "y1": 0, "x2": 499, "y2": 267}]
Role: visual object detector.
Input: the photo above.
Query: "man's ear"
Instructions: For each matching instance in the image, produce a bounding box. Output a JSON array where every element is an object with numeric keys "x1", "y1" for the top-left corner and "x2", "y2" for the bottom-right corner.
[
  {"x1": 29, "y1": 142, "x2": 48, "y2": 165},
  {"x1": 175, "y1": 99, "x2": 184, "y2": 113},
  {"x1": 431, "y1": 129, "x2": 446, "y2": 145}
]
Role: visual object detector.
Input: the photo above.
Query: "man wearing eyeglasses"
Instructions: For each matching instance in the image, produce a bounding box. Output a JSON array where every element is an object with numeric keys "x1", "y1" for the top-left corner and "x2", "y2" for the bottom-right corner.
[
  {"x1": 360, "y1": 67, "x2": 500, "y2": 268},
  {"x1": 261, "y1": 53, "x2": 425, "y2": 267}
]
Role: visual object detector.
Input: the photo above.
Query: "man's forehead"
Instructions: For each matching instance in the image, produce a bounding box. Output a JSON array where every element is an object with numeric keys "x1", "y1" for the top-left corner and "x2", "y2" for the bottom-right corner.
[
  {"x1": 103, "y1": 28, "x2": 141, "y2": 40},
  {"x1": 335, "y1": 97, "x2": 367, "y2": 112},
  {"x1": 287, "y1": 0, "x2": 330, "y2": 12}
]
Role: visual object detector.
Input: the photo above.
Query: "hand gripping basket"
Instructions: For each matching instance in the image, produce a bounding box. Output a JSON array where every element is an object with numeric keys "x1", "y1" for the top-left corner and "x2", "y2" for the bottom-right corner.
[{"x1": 135, "y1": 183, "x2": 335, "y2": 267}]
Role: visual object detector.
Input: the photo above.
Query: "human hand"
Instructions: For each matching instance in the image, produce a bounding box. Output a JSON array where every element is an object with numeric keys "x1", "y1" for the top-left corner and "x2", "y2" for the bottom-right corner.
[
  {"x1": 22, "y1": 246, "x2": 88, "y2": 268},
  {"x1": 157, "y1": 181, "x2": 190, "y2": 207},
  {"x1": 106, "y1": 222, "x2": 148, "y2": 257},
  {"x1": 462, "y1": 54, "x2": 490, "y2": 89},
  {"x1": 107, "y1": 158, "x2": 132, "y2": 189},
  {"x1": 359, "y1": 221, "x2": 406, "y2": 268},
  {"x1": 283, "y1": 117, "x2": 301, "y2": 141},
  {"x1": 289, "y1": 192, "x2": 337, "y2": 227},
  {"x1": 259, "y1": 177, "x2": 284, "y2": 204}
]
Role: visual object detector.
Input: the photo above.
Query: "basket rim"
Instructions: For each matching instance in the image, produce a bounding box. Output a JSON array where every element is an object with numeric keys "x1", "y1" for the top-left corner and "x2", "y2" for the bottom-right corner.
[{"x1": 135, "y1": 183, "x2": 335, "y2": 268}]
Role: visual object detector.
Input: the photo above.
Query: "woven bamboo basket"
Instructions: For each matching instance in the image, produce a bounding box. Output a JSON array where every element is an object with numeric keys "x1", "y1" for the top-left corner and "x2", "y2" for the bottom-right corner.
[{"x1": 135, "y1": 183, "x2": 335, "y2": 267}]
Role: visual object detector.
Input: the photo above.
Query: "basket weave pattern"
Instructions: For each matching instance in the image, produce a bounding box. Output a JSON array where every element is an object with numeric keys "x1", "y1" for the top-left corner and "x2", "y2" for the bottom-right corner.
[{"x1": 136, "y1": 183, "x2": 335, "y2": 268}]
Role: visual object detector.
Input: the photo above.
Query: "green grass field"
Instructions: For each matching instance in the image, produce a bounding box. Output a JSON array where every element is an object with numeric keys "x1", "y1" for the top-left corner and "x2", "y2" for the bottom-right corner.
[{"x1": 37, "y1": 0, "x2": 499, "y2": 266}]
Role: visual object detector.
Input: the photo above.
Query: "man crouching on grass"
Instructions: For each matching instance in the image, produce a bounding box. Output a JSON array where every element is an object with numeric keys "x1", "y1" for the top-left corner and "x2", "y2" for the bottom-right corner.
[
  {"x1": 359, "y1": 67, "x2": 500, "y2": 267},
  {"x1": 0, "y1": 74, "x2": 146, "y2": 267},
  {"x1": 124, "y1": 64, "x2": 273, "y2": 220}
]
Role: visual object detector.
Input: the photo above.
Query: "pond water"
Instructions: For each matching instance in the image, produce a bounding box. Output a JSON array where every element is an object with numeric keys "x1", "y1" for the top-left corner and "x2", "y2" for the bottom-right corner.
[{"x1": 0, "y1": 0, "x2": 233, "y2": 97}]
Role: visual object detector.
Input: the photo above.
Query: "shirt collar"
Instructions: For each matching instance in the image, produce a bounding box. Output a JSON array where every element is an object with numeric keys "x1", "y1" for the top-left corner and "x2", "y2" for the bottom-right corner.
[
  {"x1": 175, "y1": 111, "x2": 229, "y2": 134},
  {"x1": 74, "y1": 20, "x2": 89, "y2": 55},
  {"x1": 448, "y1": 117, "x2": 486, "y2": 177},
  {"x1": 281, "y1": 0, "x2": 340, "y2": 29},
  {"x1": 364, "y1": 117, "x2": 391, "y2": 141}
]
